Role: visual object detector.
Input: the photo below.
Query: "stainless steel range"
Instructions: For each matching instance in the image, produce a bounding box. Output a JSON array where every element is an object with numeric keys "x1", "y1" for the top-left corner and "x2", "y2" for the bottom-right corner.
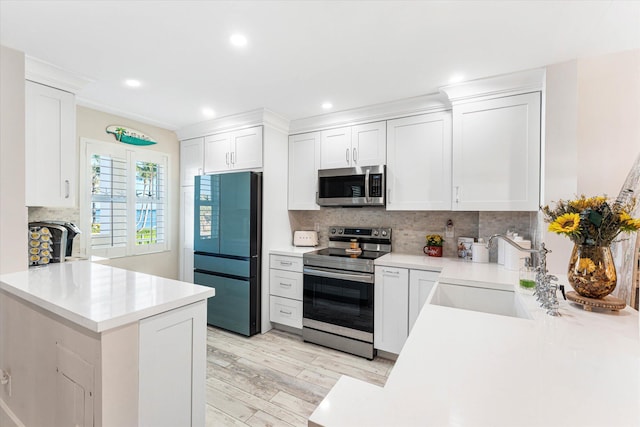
[{"x1": 302, "y1": 226, "x2": 392, "y2": 359}]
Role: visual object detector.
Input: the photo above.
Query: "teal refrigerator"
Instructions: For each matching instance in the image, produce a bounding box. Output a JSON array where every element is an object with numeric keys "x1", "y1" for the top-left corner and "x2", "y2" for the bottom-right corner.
[{"x1": 193, "y1": 172, "x2": 261, "y2": 336}]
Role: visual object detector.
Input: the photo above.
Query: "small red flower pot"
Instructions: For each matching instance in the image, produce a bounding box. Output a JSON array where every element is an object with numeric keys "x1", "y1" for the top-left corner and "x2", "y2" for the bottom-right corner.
[{"x1": 423, "y1": 245, "x2": 443, "y2": 257}]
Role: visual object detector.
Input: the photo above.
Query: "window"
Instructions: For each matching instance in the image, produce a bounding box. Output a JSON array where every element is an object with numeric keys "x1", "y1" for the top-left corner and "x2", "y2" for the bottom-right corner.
[{"x1": 81, "y1": 139, "x2": 168, "y2": 258}]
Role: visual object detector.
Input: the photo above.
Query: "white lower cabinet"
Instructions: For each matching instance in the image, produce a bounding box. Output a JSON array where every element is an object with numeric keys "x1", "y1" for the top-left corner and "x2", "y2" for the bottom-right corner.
[
  {"x1": 374, "y1": 266, "x2": 409, "y2": 354},
  {"x1": 269, "y1": 254, "x2": 304, "y2": 329},
  {"x1": 139, "y1": 301, "x2": 207, "y2": 427},
  {"x1": 375, "y1": 266, "x2": 440, "y2": 354},
  {"x1": 55, "y1": 344, "x2": 94, "y2": 427},
  {"x1": 270, "y1": 296, "x2": 303, "y2": 329},
  {"x1": 408, "y1": 270, "x2": 439, "y2": 332}
]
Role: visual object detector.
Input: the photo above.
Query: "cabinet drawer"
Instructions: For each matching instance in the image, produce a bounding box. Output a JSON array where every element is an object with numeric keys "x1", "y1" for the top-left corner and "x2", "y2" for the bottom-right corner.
[
  {"x1": 269, "y1": 254, "x2": 303, "y2": 272},
  {"x1": 270, "y1": 269, "x2": 303, "y2": 300},
  {"x1": 270, "y1": 296, "x2": 302, "y2": 329}
]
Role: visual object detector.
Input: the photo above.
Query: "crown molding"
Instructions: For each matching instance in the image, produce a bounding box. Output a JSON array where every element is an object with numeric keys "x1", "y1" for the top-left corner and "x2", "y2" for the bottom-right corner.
[
  {"x1": 288, "y1": 93, "x2": 449, "y2": 134},
  {"x1": 440, "y1": 68, "x2": 545, "y2": 105},
  {"x1": 25, "y1": 56, "x2": 93, "y2": 94},
  {"x1": 176, "y1": 108, "x2": 290, "y2": 140},
  {"x1": 76, "y1": 98, "x2": 179, "y2": 131}
]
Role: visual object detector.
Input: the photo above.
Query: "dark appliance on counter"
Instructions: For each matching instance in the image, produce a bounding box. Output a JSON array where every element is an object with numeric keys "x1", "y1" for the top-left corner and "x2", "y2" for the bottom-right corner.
[
  {"x1": 28, "y1": 221, "x2": 81, "y2": 265},
  {"x1": 193, "y1": 172, "x2": 262, "y2": 336},
  {"x1": 303, "y1": 226, "x2": 392, "y2": 359},
  {"x1": 317, "y1": 165, "x2": 385, "y2": 207}
]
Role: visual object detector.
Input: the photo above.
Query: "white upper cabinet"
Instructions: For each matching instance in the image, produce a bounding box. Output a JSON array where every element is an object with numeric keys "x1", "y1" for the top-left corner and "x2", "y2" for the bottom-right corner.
[
  {"x1": 351, "y1": 121, "x2": 386, "y2": 167},
  {"x1": 25, "y1": 80, "x2": 77, "y2": 207},
  {"x1": 203, "y1": 126, "x2": 263, "y2": 173},
  {"x1": 232, "y1": 126, "x2": 263, "y2": 170},
  {"x1": 320, "y1": 126, "x2": 352, "y2": 169},
  {"x1": 319, "y1": 121, "x2": 386, "y2": 169},
  {"x1": 288, "y1": 132, "x2": 321, "y2": 210},
  {"x1": 180, "y1": 137, "x2": 203, "y2": 187},
  {"x1": 386, "y1": 112, "x2": 452, "y2": 210},
  {"x1": 451, "y1": 92, "x2": 541, "y2": 211}
]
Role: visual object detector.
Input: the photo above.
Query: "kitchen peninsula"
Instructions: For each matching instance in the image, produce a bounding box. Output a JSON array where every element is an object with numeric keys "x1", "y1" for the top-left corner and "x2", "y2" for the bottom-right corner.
[
  {"x1": 0, "y1": 260, "x2": 214, "y2": 427},
  {"x1": 310, "y1": 254, "x2": 640, "y2": 427}
]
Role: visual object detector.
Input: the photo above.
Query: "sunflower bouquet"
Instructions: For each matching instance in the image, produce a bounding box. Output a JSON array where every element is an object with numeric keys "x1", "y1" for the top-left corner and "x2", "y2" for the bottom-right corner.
[{"x1": 542, "y1": 194, "x2": 640, "y2": 246}]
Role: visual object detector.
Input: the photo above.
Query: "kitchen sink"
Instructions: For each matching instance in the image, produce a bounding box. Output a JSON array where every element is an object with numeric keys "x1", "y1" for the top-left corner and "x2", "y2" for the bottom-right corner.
[{"x1": 427, "y1": 282, "x2": 532, "y2": 320}]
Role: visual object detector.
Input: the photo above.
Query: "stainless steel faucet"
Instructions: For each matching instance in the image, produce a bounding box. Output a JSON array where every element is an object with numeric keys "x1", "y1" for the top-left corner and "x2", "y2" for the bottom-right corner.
[{"x1": 487, "y1": 235, "x2": 561, "y2": 316}]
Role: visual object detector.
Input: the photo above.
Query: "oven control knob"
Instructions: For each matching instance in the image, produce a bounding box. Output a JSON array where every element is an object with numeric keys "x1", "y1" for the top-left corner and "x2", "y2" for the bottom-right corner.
[
  {"x1": 338, "y1": 229, "x2": 343, "y2": 234},
  {"x1": 381, "y1": 230, "x2": 388, "y2": 237},
  {"x1": 373, "y1": 230, "x2": 379, "y2": 236},
  {"x1": 331, "y1": 228, "x2": 336, "y2": 234}
]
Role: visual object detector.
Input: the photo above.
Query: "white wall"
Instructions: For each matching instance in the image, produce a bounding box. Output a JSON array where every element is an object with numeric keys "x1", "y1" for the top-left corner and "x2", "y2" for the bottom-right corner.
[
  {"x1": 542, "y1": 60, "x2": 579, "y2": 274},
  {"x1": 0, "y1": 46, "x2": 27, "y2": 275},
  {"x1": 75, "y1": 106, "x2": 181, "y2": 279},
  {"x1": 543, "y1": 49, "x2": 640, "y2": 287}
]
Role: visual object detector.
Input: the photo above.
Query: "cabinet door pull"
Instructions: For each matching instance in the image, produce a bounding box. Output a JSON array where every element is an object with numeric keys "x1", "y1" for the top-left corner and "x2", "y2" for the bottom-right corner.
[
  {"x1": 353, "y1": 147, "x2": 357, "y2": 164},
  {"x1": 226, "y1": 152, "x2": 229, "y2": 165},
  {"x1": 383, "y1": 269, "x2": 400, "y2": 275},
  {"x1": 279, "y1": 282, "x2": 292, "y2": 287},
  {"x1": 64, "y1": 180, "x2": 70, "y2": 199},
  {"x1": 279, "y1": 309, "x2": 292, "y2": 316},
  {"x1": 387, "y1": 188, "x2": 391, "y2": 204},
  {"x1": 279, "y1": 261, "x2": 293, "y2": 266},
  {"x1": 231, "y1": 152, "x2": 235, "y2": 165},
  {"x1": 455, "y1": 186, "x2": 460, "y2": 204},
  {"x1": 345, "y1": 148, "x2": 349, "y2": 164}
]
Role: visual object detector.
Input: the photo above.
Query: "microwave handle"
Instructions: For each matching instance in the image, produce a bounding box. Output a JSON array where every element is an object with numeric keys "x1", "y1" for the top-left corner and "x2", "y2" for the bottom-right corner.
[{"x1": 364, "y1": 169, "x2": 370, "y2": 203}]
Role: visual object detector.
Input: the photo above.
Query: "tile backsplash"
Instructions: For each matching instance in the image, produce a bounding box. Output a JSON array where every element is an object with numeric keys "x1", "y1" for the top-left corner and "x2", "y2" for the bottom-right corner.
[
  {"x1": 290, "y1": 208, "x2": 538, "y2": 261},
  {"x1": 31, "y1": 204, "x2": 538, "y2": 262}
]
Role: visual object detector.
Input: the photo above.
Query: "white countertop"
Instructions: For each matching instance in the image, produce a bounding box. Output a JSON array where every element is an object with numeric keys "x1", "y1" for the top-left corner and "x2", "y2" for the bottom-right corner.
[
  {"x1": 0, "y1": 261, "x2": 215, "y2": 333},
  {"x1": 269, "y1": 246, "x2": 322, "y2": 257},
  {"x1": 311, "y1": 254, "x2": 640, "y2": 427}
]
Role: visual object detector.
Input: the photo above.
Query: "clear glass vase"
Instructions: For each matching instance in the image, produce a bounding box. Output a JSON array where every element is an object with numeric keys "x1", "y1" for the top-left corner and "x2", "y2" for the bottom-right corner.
[{"x1": 567, "y1": 244, "x2": 617, "y2": 299}]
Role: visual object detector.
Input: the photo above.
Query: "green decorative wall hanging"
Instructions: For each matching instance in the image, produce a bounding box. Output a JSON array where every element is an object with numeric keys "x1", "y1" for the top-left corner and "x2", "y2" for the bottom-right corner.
[{"x1": 106, "y1": 125, "x2": 157, "y2": 146}]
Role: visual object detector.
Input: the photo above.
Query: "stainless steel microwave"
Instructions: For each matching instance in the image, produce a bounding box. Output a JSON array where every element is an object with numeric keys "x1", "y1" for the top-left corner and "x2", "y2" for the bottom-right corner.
[{"x1": 317, "y1": 165, "x2": 385, "y2": 207}]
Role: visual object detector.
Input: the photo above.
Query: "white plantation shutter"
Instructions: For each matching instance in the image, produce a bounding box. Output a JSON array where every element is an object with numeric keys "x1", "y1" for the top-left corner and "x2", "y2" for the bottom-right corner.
[
  {"x1": 91, "y1": 153, "x2": 128, "y2": 255},
  {"x1": 131, "y1": 151, "x2": 167, "y2": 255},
  {"x1": 83, "y1": 140, "x2": 168, "y2": 258}
]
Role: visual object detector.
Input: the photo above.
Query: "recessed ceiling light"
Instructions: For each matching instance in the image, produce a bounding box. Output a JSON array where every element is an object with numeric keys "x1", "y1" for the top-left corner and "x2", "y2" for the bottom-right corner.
[
  {"x1": 124, "y1": 79, "x2": 141, "y2": 88},
  {"x1": 449, "y1": 74, "x2": 465, "y2": 84},
  {"x1": 322, "y1": 102, "x2": 333, "y2": 110},
  {"x1": 230, "y1": 34, "x2": 248, "y2": 47},
  {"x1": 202, "y1": 107, "x2": 215, "y2": 118}
]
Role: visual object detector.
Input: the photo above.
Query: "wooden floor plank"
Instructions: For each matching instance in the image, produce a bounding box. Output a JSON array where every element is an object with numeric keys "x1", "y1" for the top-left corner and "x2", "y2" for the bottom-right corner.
[
  {"x1": 269, "y1": 391, "x2": 318, "y2": 418},
  {"x1": 206, "y1": 403, "x2": 251, "y2": 427},
  {"x1": 246, "y1": 410, "x2": 296, "y2": 427},
  {"x1": 207, "y1": 377, "x2": 308, "y2": 427},
  {"x1": 206, "y1": 326, "x2": 394, "y2": 426}
]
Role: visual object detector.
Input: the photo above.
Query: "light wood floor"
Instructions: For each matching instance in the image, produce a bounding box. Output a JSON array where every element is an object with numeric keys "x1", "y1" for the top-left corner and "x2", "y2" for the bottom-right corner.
[{"x1": 206, "y1": 326, "x2": 395, "y2": 427}]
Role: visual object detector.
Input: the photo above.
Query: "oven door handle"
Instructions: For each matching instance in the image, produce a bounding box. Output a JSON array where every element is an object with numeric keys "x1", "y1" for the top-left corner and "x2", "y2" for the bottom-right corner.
[{"x1": 304, "y1": 266, "x2": 374, "y2": 284}]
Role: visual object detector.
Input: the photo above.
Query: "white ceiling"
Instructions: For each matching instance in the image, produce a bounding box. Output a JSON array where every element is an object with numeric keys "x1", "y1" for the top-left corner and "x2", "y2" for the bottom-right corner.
[{"x1": 1, "y1": 1, "x2": 639, "y2": 131}]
